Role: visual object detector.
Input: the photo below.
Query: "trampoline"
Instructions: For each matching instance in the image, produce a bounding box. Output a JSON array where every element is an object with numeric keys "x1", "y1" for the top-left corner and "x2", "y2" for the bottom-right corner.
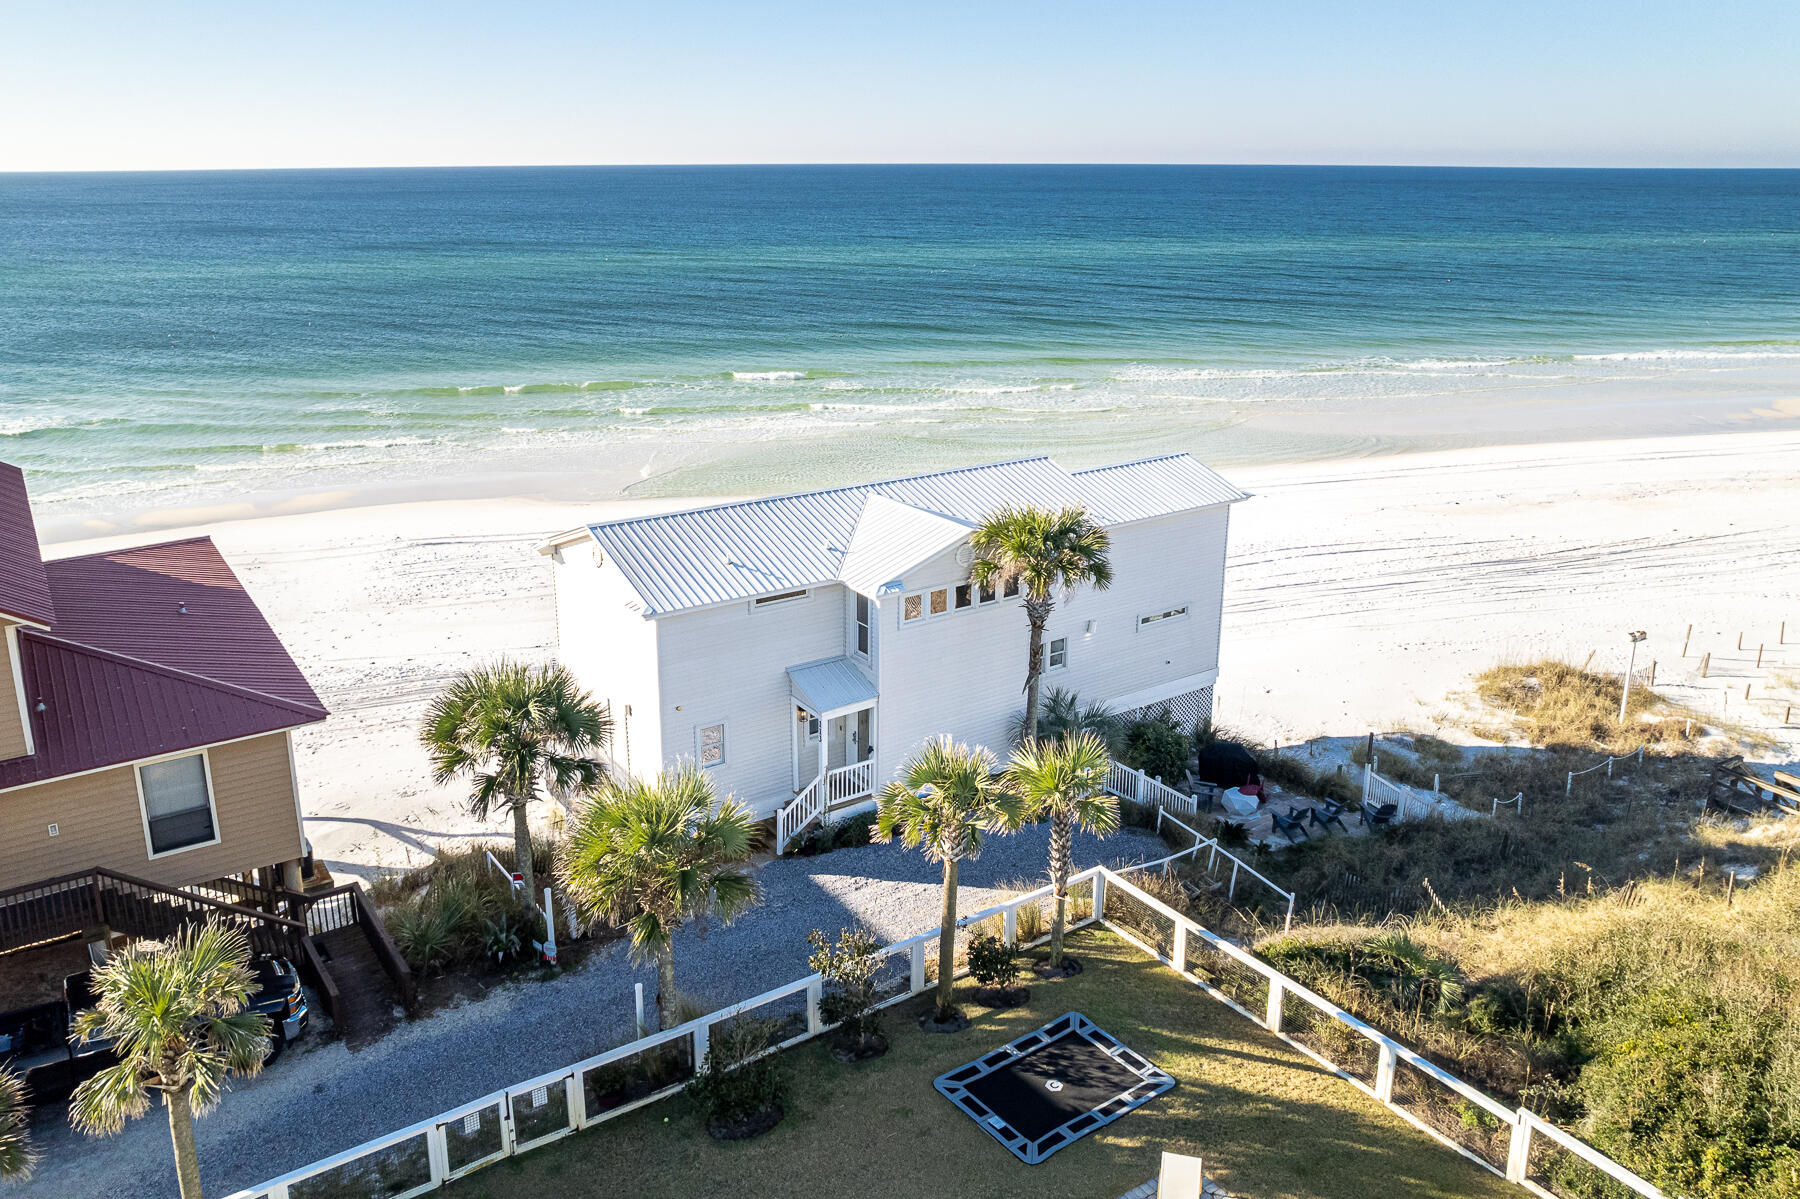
[{"x1": 934, "y1": 1012, "x2": 1175, "y2": 1164}]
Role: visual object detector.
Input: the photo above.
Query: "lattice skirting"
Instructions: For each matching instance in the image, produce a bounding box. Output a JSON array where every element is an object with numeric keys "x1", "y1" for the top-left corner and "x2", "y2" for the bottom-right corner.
[{"x1": 1119, "y1": 685, "x2": 1213, "y2": 729}]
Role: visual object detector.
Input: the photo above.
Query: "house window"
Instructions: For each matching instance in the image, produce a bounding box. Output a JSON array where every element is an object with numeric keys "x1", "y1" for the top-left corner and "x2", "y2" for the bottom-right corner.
[
  {"x1": 855, "y1": 594, "x2": 871, "y2": 655},
  {"x1": 139, "y1": 753, "x2": 217, "y2": 856},
  {"x1": 978, "y1": 580, "x2": 998, "y2": 605},
  {"x1": 697, "y1": 722, "x2": 727, "y2": 767},
  {"x1": 1002, "y1": 577, "x2": 1020, "y2": 599},
  {"x1": 1138, "y1": 605, "x2": 1190, "y2": 629},
  {"x1": 928, "y1": 587, "x2": 949, "y2": 617},
  {"x1": 903, "y1": 594, "x2": 924, "y2": 623},
  {"x1": 1047, "y1": 637, "x2": 1068, "y2": 671},
  {"x1": 754, "y1": 589, "x2": 808, "y2": 607},
  {"x1": 953, "y1": 583, "x2": 973, "y2": 610}
]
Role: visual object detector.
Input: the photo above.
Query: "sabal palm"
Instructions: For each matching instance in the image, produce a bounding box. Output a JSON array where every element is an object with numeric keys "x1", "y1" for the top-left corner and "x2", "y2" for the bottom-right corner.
[
  {"x1": 69, "y1": 923, "x2": 270, "y2": 1199},
  {"x1": 422, "y1": 660, "x2": 612, "y2": 918},
  {"x1": 558, "y1": 766, "x2": 757, "y2": 1029},
  {"x1": 0, "y1": 1066, "x2": 35, "y2": 1181},
  {"x1": 1007, "y1": 686, "x2": 1121, "y2": 751},
  {"x1": 878, "y1": 737, "x2": 1023, "y2": 1019},
  {"x1": 1005, "y1": 731, "x2": 1117, "y2": 968},
  {"x1": 970, "y1": 505, "x2": 1112, "y2": 745}
]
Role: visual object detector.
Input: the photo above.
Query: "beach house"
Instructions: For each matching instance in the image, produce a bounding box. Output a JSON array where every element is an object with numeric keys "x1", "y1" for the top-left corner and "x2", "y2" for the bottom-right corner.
[
  {"x1": 543, "y1": 453, "x2": 1245, "y2": 844},
  {"x1": 0, "y1": 462, "x2": 329, "y2": 951}
]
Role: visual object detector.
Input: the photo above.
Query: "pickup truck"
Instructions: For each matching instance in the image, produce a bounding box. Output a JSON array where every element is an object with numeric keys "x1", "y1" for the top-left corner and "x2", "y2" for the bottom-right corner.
[{"x1": 1, "y1": 952, "x2": 309, "y2": 1106}]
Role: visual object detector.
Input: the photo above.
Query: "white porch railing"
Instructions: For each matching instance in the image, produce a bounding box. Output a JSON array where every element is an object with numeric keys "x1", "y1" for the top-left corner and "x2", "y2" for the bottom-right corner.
[
  {"x1": 1149, "y1": 808, "x2": 1297, "y2": 933},
  {"x1": 1104, "y1": 759, "x2": 1195, "y2": 815},
  {"x1": 776, "y1": 760, "x2": 877, "y2": 852},
  {"x1": 1362, "y1": 764, "x2": 1480, "y2": 823},
  {"x1": 223, "y1": 862, "x2": 1663, "y2": 1199}
]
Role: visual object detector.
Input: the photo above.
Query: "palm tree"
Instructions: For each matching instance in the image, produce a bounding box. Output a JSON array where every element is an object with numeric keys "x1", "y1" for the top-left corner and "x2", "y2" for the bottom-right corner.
[
  {"x1": 69, "y1": 923, "x2": 270, "y2": 1199},
  {"x1": 1005, "y1": 731, "x2": 1117, "y2": 969},
  {"x1": 557, "y1": 766, "x2": 757, "y2": 1030},
  {"x1": 1007, "y1": 686, "x2": 1121, "y2": 751},
  {"x1": 970, "y1": 505, "x2": 1112, "y2": 745},
  {"x1": 422, "y1": 660, "x2": 612, "y2": 919},
  {"x1": 877, "y1": 737, "x2": 1023, "y2": 1021},
  {"x1": 0, "y1": 1066, "x2": 35, "y2": 1181}
]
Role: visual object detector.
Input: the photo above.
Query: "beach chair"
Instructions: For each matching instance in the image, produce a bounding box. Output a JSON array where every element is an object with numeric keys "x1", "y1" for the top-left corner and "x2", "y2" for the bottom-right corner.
[
  {"x1": 1307, "y1": 799, "x2": 1349, "y2": 833},
  {"x1": 1359, "y1": 801, "x2": 1397, "y2": 830},
  {"x1": 1182, "y1": 770, "x2": 1221, "y2": 814},
  {"x1": 1270, "y1": 809, "x2": 1309, "y2": 842}
]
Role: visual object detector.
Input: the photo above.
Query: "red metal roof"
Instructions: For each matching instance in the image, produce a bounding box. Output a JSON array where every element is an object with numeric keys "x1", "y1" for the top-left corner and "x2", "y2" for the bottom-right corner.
[
  {"x1": 0, "y1": 634, "x2": 326, "y2": 789},
  {"x1": 0, "y1": 464, "x2": 55, "y2": 627},
  {"x1": 42, "y1": 537, "x2": 323, "y2": 711}
]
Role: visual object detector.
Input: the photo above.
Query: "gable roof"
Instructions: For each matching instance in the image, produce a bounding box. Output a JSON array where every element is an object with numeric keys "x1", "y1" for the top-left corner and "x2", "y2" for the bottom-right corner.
[
  {"x1": 0, "y1": 633, "x2": 325, "y2": 789},
  {"x1": 572, "y1": 453, "x2": 1246, "y2": 617},
  {"x1": 0, "y1": 463, "x2": 55, "y2": 627},
  {"x1": 41, "y1": 537, "x2": 323, "y2": 710},
  {"x1": 836, "y1": 495, "x2": 975, "y2": 598}
]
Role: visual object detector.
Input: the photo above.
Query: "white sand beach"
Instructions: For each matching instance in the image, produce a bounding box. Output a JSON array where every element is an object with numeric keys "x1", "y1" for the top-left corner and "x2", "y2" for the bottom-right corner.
[{"x1": 42, "y1": 430, "x2": 1800, "y2": 880}]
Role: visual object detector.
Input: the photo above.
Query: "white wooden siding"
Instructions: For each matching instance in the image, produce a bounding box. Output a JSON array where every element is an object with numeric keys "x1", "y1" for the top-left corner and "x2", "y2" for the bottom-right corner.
[
  {"x1": 553, "y1": 551, "x2": 662, "y2": 779},
  {"x1": 654, "y1": 589, "x2": 846, "y2": 816}
]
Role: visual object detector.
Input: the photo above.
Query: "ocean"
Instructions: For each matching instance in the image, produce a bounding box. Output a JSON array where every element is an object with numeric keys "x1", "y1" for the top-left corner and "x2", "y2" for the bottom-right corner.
[{"x1": 2, "y1": 165, "x2": 1797, "y2": 525}]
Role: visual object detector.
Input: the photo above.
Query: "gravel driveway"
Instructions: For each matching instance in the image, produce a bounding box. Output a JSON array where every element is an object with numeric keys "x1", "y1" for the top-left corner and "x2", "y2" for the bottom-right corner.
[{"x1": 17, "y1": 825, "x2": 1164, "y2": 1199}]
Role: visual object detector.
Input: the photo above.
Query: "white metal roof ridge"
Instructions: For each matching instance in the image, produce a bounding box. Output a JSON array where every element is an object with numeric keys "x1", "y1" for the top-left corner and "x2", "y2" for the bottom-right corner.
[{"x1": 580, "y1": 453, "x2": 1243, "y2": 616}]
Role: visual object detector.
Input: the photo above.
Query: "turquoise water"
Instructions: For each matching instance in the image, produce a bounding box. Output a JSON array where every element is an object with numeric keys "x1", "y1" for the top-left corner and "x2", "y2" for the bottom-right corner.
[{"x1": 2, "y1": 166, "x2": 1797, "y2": 519}]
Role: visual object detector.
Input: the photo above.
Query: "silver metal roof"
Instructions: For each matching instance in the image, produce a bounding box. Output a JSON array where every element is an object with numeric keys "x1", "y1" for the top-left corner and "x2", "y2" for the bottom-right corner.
[
  {"x1": 583, "y1": 453, "x2": 1243, "y2": 616},
  {"x1": 787, "y1": 656, "x2": 879, "y2": 715},
  {"x1": 836, "y1": 495, "x2": 974, "y2": 598}
]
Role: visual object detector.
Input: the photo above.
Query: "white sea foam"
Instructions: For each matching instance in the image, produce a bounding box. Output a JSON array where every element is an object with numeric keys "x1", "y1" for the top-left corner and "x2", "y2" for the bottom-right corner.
[
  {"x1": 732, "y1": 370, "x2": 807, "y2": 381},
  {"x1": 1572, "y1": 348, "x2": 1800, "y2": 363}
]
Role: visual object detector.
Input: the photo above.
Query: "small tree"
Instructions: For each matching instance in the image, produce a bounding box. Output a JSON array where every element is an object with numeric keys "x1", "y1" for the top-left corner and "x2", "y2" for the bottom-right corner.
[
  {"x1": 685, "y1": 1017, "x2": 790, "y2": 1140},
  {"x1": 1008, "y1": 686, "x2": 1121, "y2": 751},
  {"x1": 807, "y1": 927, "x2": 885, "y2": 1056},
  {"x1": 558, "y1": 765, "x2": 757, "y2": 1030},
  {"x1": 421, "y1": 661, "x2": 612, "y2": 920},
  {"x1": 878, "y1": 737, "x2": 1022, "y2": 1022},
  {"x1": 1005, "y1": 731, "x2": 1117, "y2": 969},
  {"x1": 1121, "y1": 708, "x2": 1189, "y2": 783},
  {"x1": 967, "y1": 932, "x2": 1021, "y2": 994},
  {"x1": 0, "y1": 1066, "x2": 35, "y2": 1181},
  {"x1": 971, "y1": 505, "x2": 1112, "y2": 745},
  {"x1": 69, "y1": 923, "x2": 271, "y2": 1199}
]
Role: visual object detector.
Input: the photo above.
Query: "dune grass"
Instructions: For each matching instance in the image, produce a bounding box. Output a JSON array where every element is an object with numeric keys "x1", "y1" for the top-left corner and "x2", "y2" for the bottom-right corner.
[{"x1": 453, "y1": 930, "x2": 1516, "y2": 1199}]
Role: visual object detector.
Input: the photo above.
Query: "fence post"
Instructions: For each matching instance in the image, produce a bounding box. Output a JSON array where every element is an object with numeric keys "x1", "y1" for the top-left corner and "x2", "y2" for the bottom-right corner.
[
  {"x1": 910, "y1": 941, "x2": 926, "y2": 994},
  {"x1": 635, "y1": 983, "x2": 645, "y2": 1035},
  {"x1": 1092, "y1": 873, "x2": 1108, "y2": 923},
  {"x1": 692, "y1": 1020, "x2": 710, "y2": 1070},
  {"x1": 1375, "y1": 1042, "x2": 1396, "y2": 1103},
  {"x1": 1606, "y1": 757, "x2": 1613, "y2": 779},
  {"x1": 1264, "y1": 978, "x2": 1284, "y2": 1033},
  {"x1": 1565, "y1": 771, "x2": 1573, "y2": 796},
  {"x1": 1171, "y1": 921, "x2": 1188, "y2": 975},
  {"x1": 1506, "y1": 1112, "x2": 1531, "y2": 1183},
  {"x1": 1002, "y1": 905, "x2": 1017, "y2": 946},
  {"x1": 1362, "y1": 762, "x2": 1373, "y2": 804},
  {"x1": 806, "y1": 976, "x2": 823, "y2": 1034},
  {"x1": 1228, "y1": 861, "x2": 1239, "y2": 902},
  {"x1": 541, "y1": 886, "x2": 557, "y2": 965},
  {"x1": 1283, "y1": 894, "x2": 1294, "y2": 935}
]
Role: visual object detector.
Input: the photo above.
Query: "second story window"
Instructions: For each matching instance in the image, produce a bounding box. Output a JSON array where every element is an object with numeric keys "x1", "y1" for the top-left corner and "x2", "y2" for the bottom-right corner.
[
  {"x1": 855, "y1": 594, "x2": 870, "y2": 655},
  {"x1": 139, "y1": 753, "x2": 217, "y2": 856},
  {"x1": 1047, "y1": 637, "x2": 1068, "y2": 670}
]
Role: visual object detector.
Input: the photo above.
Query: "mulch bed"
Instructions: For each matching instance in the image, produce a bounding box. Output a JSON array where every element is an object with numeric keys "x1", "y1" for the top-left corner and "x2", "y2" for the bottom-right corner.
[
  {"x1": 1033, "y1": 955, "x2": 1084, "y2": 980},
  {"x1": 974, "y1": 984, "x2": 1031, "y2": 1008},
  {"x1": 917, "y1": 1006, "x2": 972, "y2": 1034},
  {"x1": 707, "y1": 1103, "x2": 785, "y2": 1141},
  {"x1": 830, "y1": 1032, "x2": 890, "y2": 1063}
]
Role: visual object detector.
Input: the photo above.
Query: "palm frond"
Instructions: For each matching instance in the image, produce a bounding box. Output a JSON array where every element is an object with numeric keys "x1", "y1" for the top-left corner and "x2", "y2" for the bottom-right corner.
[{"x1": 0, "y1": 1066, "x2": 38, "y2": 1180}]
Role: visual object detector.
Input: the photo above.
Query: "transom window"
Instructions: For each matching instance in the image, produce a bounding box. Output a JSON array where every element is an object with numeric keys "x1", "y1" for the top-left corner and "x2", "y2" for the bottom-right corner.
[
  {"x1": 1002, "y1": 577, "x2": 1020, "y2": 599},
  {"x1": 754, "y1": 589, "x2": 809, "y2": 607},
  {"x1": 139, "y1": 753, "x2": 217, "y2": 856},
  {"x1": 902, "y1": 577, "x2": 1016, "y2": 625},
  {"x1": 928, "y1": 587, "x2": 949, "y2": 616},
  {"x1": 1047, "y1": 637, "x2": 1068, "y2": 670},
  {"x1": 978, "y1": 580, "x2": 998, "y2": 605},
  {"x1": 954, "y1": 583, "x2": 973, "y2": 610},
  {"x1": 1138, "y1": 605, "x2": 1190, "y2": 629}
]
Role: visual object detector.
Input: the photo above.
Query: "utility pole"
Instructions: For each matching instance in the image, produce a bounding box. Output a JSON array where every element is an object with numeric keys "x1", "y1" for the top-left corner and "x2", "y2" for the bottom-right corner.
[{"x1": 1619, "y1": 630, "x2": 1647, "y2": 723}]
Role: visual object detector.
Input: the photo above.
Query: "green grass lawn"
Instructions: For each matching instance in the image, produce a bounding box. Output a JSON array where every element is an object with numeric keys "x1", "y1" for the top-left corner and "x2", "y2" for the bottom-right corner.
[{"x1": 457, "y1": 930, "x2": 1516, "y2": 1199}]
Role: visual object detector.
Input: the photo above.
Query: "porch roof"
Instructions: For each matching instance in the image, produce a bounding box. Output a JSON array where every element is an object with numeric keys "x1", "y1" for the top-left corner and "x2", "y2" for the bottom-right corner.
[{"x1": 787, "y1": 656, "x2": 877, "y2": 716}]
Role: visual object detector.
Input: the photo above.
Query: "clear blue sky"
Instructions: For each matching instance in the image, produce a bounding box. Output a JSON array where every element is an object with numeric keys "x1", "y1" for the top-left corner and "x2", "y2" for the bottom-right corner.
[{"x1": 4, "y1": 0, "x2": 1796, "y2": 171}]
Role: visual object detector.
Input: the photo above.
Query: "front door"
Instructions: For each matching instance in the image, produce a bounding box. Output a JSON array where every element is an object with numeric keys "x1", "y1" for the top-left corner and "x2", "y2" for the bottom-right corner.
[
  {"x1": 794, "y1": 705, "x2": 821, "y2": 791},
  {"x1": 827, "y1": 715, "x2": 849, "y2": 772}
]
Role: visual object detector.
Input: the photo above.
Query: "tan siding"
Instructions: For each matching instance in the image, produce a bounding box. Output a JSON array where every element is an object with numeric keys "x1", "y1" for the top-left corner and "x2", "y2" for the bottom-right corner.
[
  {"x1": 0, "y1": 625, "x2": 28, "y2": 761},
  {"x1": 0, "y1": 732, "x2": 303, "y2": 891}
]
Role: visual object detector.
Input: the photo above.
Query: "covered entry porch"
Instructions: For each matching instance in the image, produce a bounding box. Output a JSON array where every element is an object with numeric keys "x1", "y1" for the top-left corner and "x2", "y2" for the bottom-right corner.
[{"x1": 779, "y1": 656, "x2": 879, "y2": 850}]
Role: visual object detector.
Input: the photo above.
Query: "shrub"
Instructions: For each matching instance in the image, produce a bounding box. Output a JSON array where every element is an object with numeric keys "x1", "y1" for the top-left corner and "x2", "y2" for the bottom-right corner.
[
  {"x1": 806, "y1": 927, "x2": 885, "y2": 1051},
  {"x1": 1121, "y1": 708, "x2": 1190, "y2": 783},
  {"x1": 1011, "y1": 687, "x2": 1123, "y2": 751},
  {"x1": 823, "y1": 810, "x2": 876, "y2": 850},
  {"x1": 685, "y1": 1017, "x2": 789, "y2": 1132},
  {"x1": 967, "y1": 933, "x2": 1020, "y2": 991},
  {"x1": 1475, "y1": 659, "x2": 1702, "y2": 753}
]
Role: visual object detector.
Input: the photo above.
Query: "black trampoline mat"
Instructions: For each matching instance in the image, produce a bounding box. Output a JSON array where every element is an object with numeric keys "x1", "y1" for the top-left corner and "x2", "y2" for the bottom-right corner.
[
  {"x1": 935, "y1": 1012, "x2": 1176, "y2": 1164},
  {"x1": 963, "y1": 1033, "x2": 1142, "y2": 1141}
]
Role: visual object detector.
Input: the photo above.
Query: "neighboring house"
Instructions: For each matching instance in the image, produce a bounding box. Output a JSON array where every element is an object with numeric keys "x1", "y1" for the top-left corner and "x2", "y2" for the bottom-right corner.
[
  {"x1": 0, "y1": 462, "x2": 328, "y2": 902},
  {"x1": 543, "y1": 453, "x2": 1245, "y2": 838}
]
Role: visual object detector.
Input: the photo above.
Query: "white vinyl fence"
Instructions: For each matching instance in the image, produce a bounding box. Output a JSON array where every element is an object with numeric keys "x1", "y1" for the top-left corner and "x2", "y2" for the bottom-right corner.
[
  {"x1": 1151, "y1": 807, "x2": 1296, "y2": 933},
  {"x1": 224, "y1": 860, "x2": 1662, "y2": 1199}
]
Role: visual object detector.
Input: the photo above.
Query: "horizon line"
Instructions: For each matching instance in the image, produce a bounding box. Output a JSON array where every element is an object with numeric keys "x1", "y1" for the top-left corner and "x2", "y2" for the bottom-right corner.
[{"x1": 5, "y1": 160, "x2": 1800, "y2": 176}]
